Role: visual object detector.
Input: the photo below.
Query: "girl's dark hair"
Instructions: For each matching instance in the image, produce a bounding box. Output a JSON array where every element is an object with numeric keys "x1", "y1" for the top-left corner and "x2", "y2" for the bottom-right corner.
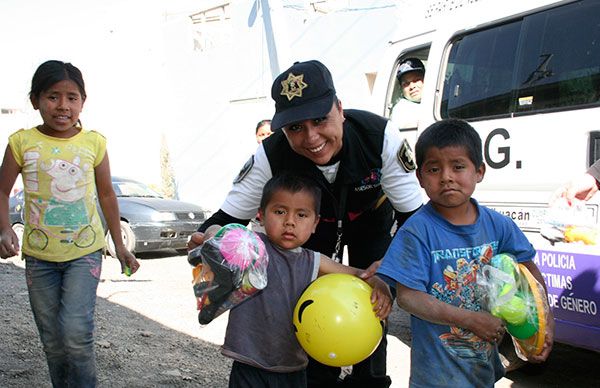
[
  {"x1": 260, "y1": 172, "x2": 322, "y2": 214},
  {"x1": 415, "y1": 119, "x2": 483, "y2": 171},
  {"x1": 29, "y1": 60, "x2": 86, "y2": 100}
]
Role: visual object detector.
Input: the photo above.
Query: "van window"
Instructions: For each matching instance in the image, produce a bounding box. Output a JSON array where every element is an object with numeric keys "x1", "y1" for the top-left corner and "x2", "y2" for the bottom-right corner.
[
  {"x1": 516, "y1": 1, "x2": 600, "y2": 111},
  {"x1": 441, "y1": 0, "x2": 600, "y2": 120},
  {"x1": 442, "y1": 21, "x2": 520, "y2": 119}
]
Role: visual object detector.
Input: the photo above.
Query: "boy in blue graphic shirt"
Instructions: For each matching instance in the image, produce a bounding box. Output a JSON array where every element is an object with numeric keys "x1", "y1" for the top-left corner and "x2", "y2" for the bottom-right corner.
[{"x1": 377, "y1": 119, "x2": 553, "y2": 387}]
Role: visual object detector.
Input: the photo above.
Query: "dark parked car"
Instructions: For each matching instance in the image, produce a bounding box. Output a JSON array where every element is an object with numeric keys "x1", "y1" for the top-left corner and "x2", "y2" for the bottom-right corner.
[
  {"x1": 9, "y1": 176, "x2": 210, "y2": 257},
  {"x1": 8, "y1": 190, "x2": 25, "y2": 253}
]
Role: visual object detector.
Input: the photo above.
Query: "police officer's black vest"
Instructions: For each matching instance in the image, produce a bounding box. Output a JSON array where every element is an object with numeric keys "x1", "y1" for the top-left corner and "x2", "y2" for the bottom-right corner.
[{"x1": 263, "y1": 109, "x2": 389, "y2": 255}]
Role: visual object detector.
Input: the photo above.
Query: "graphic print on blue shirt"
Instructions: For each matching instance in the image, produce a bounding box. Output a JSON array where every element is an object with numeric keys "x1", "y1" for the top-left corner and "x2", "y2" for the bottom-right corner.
[{"x1": 430, "y1": 244, "x2": 494, "y2": 360}]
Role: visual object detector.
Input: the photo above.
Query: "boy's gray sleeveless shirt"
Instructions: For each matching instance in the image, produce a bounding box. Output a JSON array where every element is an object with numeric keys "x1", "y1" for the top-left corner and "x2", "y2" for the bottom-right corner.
[{"x1": 221, "y1": 233, "x2": 320, "y2": 372}]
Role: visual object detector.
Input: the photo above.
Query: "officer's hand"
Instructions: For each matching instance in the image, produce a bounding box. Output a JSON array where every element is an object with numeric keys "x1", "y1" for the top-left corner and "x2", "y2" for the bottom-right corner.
[
  {"x1": 362, "y1": 259, "x2": 382, "y2": 279},
  {"x1": 187, "y1": 225, "x2": 222, "y2": 252},
  {"x1": 187, "y1": 232, "x2": 206, "y2": 251}
]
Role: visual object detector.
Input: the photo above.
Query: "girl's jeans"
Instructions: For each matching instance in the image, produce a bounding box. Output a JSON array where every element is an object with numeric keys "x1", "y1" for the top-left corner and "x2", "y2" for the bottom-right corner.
[{"x1": 25, "y1": 250, "x2": 102, "y2": 388}]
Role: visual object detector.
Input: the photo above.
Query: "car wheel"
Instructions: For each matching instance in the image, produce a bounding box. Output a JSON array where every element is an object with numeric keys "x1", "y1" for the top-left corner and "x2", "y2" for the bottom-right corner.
[{"x1": 105, "y1": 221, "x2": 136, "y2": 257}]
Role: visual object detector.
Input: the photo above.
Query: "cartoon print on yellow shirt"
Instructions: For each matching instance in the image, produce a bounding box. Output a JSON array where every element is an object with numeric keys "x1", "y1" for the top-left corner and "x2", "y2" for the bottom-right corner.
[{"x1": 26, "y1": 154, "x2": 97, "y2": 251}]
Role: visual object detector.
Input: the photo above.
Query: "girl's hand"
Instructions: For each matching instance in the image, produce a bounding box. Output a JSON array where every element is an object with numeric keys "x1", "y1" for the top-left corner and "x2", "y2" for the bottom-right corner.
[
  {"x1": 115, "y1": 246, "x2": 140, "y2": 276},
  {"x1": 366, "y1": 275, "x2": 393, "y2": 320},
  {"x1": 0, "y1": 227, "x2": 20, "y2": 258}
]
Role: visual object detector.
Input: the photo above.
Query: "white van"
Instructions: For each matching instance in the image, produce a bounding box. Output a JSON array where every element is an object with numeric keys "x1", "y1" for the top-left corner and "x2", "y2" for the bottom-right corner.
[{"x1": 371, "y1": 0, "x2": 600, "y2": 353}]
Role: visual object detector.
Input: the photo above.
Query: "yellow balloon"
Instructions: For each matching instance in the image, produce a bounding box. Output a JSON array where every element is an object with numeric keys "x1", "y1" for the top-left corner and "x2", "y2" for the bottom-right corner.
[{"x1": 293, "y1": 273, "x2": 383, "y2": 367}]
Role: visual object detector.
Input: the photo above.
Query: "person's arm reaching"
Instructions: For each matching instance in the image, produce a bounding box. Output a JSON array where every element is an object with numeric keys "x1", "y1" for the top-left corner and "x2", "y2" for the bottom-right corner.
[
  {"x1": 319, "y1": 254, "x2": 392, "y2": 320},
  {"x1": 188, "y1": 210, "x2": 250, "y2": 251},
  {"x1": 587, "y1": 159, "x2": 600, "y2": 182},
  {"x1": 555, "y1": 159, "x2": 600, "y2": 203},
  {"x1": 198, "y1": 209, "x2": 250, "y2": 233}
]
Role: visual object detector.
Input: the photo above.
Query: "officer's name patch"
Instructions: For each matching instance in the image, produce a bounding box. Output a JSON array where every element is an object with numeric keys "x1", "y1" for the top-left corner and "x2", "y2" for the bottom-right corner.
[
  {"x1": 233, "y1": 155, "x2": 254, "y2": 184},
  {"x1": 397, "y1": 139, "x2": 416, "y2": 172}
]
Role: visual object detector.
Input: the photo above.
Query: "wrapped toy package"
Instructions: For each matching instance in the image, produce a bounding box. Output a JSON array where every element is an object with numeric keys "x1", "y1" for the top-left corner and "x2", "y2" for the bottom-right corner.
[
  {"x1": 188, "y1": 224, "x2": 268, "y2": 325},
  {"x1": 478, "y1": 253, "x2": 549, "y2": 359},
  {"x1": 541, "y1": 197, "x2": 598, "y2": 245}
]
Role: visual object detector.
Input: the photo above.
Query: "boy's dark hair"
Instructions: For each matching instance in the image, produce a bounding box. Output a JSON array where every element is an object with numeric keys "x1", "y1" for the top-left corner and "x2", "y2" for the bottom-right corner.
[
  {"x1": 415, "y1": 119, "x2": 483, "y2": 171},
  {"x1": 260, "y1": 172, "x2": 322, "y2": 214},
  {"x1": 30, "y1": 60, "x2": 86, "y2": 101}
]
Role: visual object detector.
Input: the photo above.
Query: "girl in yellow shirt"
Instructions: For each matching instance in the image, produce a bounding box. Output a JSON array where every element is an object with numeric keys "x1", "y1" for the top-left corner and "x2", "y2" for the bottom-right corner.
[{"x1": 0, "y1": 60, "x2": 139, "y2": 387}]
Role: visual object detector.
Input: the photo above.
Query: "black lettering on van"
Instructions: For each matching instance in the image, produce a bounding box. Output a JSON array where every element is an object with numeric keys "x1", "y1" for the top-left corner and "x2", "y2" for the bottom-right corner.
[{"x1": 484, "y1": 128, "x2": 510, "y2": 169}]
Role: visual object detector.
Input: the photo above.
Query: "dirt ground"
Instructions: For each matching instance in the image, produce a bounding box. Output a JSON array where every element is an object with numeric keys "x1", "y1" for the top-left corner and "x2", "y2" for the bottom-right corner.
[
  {"x1": 0, "y1": 252, "x2": 231, "y2": 388},
  {"x1": 1, "y1": 252, "x2": 599, "y2": 388},
  {"x1": 0, "y1": 251, "x2": 415, "y2": 388}
]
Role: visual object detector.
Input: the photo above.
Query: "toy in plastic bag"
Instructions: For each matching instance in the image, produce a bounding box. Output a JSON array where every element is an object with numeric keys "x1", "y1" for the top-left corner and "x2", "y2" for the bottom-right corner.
[
  {"x1": 541, "y1": 197, "x2": 598, "y2": 245},
  {"x1": 478, "y1": 253, "x2": 549, "y2": 359},
  {"x1": 188, "y1": 224, "x2": 268, "y2": 325}
]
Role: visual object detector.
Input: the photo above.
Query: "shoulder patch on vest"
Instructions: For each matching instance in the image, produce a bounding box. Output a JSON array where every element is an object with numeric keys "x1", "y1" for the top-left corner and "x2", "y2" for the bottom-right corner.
[
  {"x1": 397, "y1": 139, "x2": 416, "y2": 172},
  {"x1": 233, "y1": 155, "x2": 254, "y2": 184}
]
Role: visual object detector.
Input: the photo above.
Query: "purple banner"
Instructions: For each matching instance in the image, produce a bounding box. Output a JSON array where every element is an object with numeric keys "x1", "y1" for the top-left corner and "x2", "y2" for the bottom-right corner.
[{"x1": 533, "y1": 250, "x2": 600, "y2": 328}]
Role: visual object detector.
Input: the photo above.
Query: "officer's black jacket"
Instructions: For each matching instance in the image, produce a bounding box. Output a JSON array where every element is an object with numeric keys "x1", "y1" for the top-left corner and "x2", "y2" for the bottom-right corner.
[{"x1": 199, "y1": 109, "x2": 417, "y2": 260}]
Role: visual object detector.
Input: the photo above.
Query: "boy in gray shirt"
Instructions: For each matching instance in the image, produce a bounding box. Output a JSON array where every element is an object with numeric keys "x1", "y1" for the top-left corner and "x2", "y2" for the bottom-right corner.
[{"x1": 205, "y1": 172, "x2": 392, "y2": 388}]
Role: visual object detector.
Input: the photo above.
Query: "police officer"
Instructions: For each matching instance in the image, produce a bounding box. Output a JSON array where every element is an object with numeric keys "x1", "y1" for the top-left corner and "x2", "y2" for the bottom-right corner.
[
  {"x1": 390, "y1": 57, "x2": 425, "y2": 129},
  {"x1": 189, "y1": 60, "x2": 423, "y2": 388}
]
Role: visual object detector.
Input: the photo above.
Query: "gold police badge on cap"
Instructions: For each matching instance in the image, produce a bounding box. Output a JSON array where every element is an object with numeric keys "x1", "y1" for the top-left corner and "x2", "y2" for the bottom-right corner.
[
  {"x1": 397, "y1": 139, "x2": 416, "y2": 172},
  {"x1": 280, "y1": 73, "x2": 308, "y2": 101}
]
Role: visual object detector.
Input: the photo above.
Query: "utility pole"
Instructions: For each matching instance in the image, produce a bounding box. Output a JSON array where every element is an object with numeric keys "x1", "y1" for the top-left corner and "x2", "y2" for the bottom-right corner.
[{"x1": 249, "y1": 0, "x2": 291, "y2": 79}]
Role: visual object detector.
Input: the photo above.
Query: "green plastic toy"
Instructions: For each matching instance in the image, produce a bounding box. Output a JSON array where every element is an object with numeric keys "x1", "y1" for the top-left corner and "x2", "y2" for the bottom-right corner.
[{"x1": 488, "y1": 253, "x2": 538, "y2": 339}]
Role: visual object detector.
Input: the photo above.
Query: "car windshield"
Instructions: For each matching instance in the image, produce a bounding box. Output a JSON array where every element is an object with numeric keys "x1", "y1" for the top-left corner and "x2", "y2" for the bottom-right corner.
[{"x1": 113, "y1": 181, "x2": 162, "y2": 198}]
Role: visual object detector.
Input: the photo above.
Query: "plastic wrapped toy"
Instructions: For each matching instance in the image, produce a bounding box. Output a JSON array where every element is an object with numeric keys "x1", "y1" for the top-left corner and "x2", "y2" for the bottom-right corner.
[
  {"x1": 188, "y1": 224, "x2": 269, "y2": 325},
  {"x1": 478, "y1": 253, "x2": 549, "y2": 359},
  {"x1": 541, "y1": 197, "x2": 598, "y2": 245}
]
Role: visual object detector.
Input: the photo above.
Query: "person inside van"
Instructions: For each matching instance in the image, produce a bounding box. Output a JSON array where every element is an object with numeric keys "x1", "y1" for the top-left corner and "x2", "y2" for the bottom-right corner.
[{"x1": 390, "y1": 57, "x2": 425, "y2": 129}]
